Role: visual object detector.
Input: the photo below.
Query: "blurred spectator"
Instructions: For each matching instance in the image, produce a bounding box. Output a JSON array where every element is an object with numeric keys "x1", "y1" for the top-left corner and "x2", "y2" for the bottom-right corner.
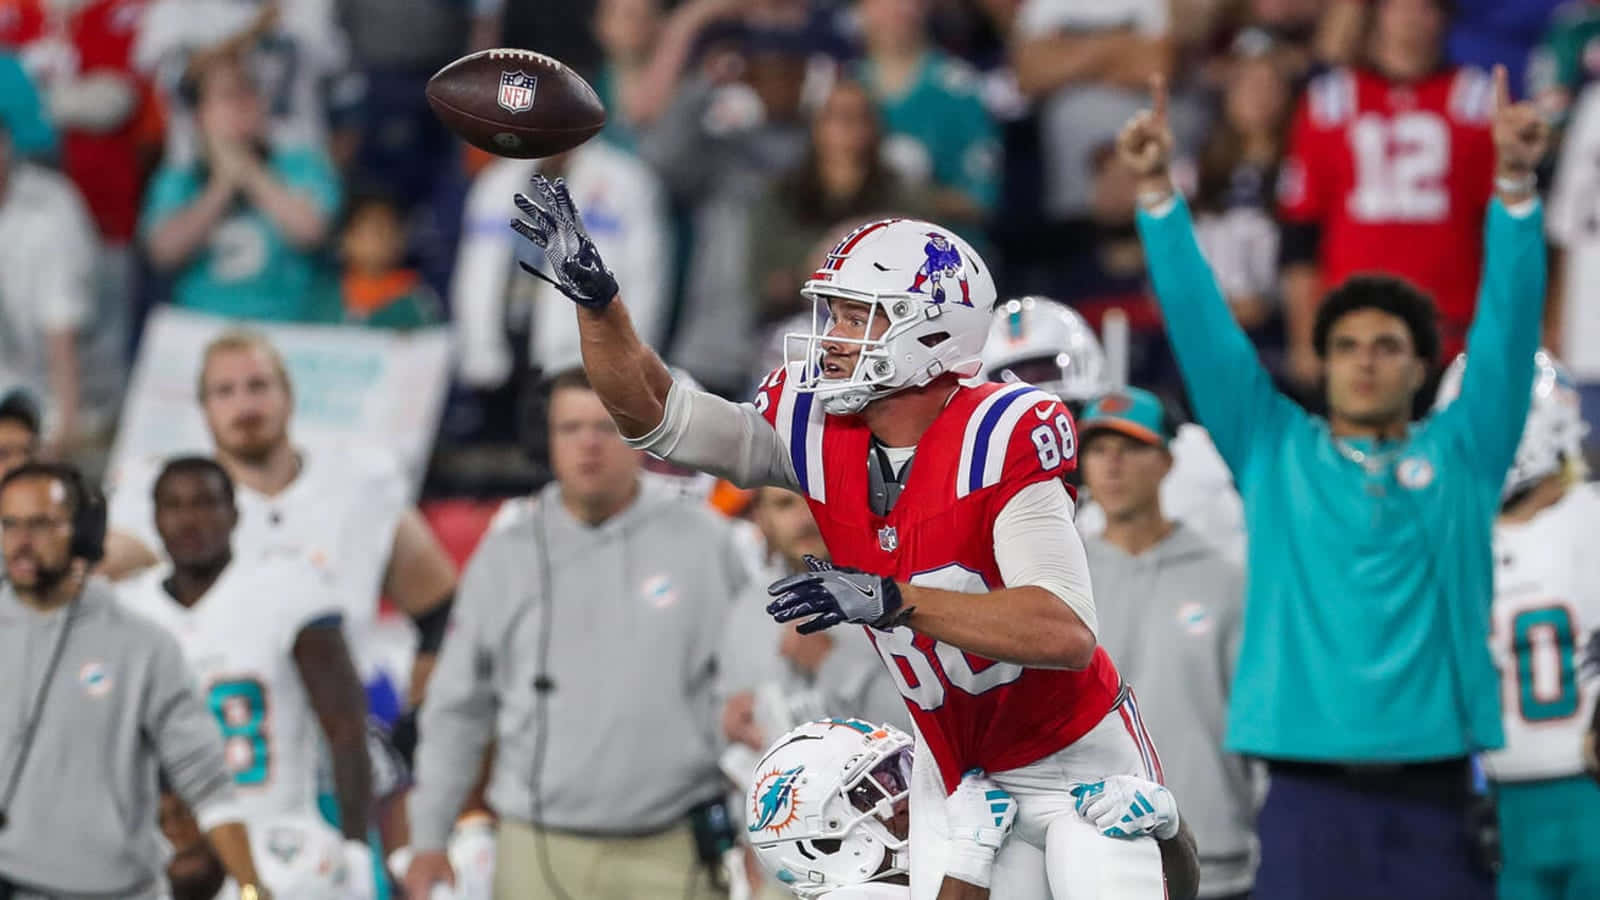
[
  {"x1": 749, "y1": 77, "x2": 918, "y2": 324},
  {"x1": 338, "y1": 187, "x2": 442, "y2": 329},
  {"x1": 590, "y1": 0, "x2": 672, "y2": 148},
  {"x1": 1547, "y1": 82, "x2": 1600, "y2": 443},
  {"x1": 4, "y1": 0, "x2": 165, "y2": 456},
  {"x1": 1191, "y1": 39, "x2": 1292, "y2": 351},
  {"x1": 141, "y1": 53, "x2": 342, "y2": 322},
  {"x1": 640, "y1": 26, "x2": 810, "y2": 395},
  {"x1": 0, "y1": 119, "x2": 101, "y2": 459},
  {"x1": 1077, "y1": 388, "x2": 1255, "y2": 900},
  {"x1": 856, "y1": 0, "x2": 999, "y2": 229},
  {"x1": 1278, "y1": 0, "x2": 1494, "y2": 389},
  {"x1": 1011, "y1": 0, "x2": 1202, "y2": 221},
  {"x1": 494, "y1": 0, "x2": 601, "y2": 78},
  {"x1": 404, "y1": 368, "x2": 744, "y2": 899},
  {"x1": 0, "y1": 49, "x2": 58, "y2": 156},
  {"x1": 1527, "y1": 0, "x2": 1600, "y2": 130},
  {"x1": 335, "y1": 0, "x2": 488, "y2": 204},
  {"x1": 0, "y1": 386, "x2": 40, "y2": 479},
  {"x1": 136, "y1": 0, "x2": 364, "y2": 166},
  {"x1": 453, "y1": 142, "x2": 669, "y2": 389},
  {"x1": 1446, "y1": 0, "x2": 1567, "y2": 101}
]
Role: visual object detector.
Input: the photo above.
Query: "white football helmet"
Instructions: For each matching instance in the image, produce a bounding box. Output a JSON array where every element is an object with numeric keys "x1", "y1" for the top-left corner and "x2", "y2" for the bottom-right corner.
[
  {"x1": 1435, "y1": 348, "x2": 1590, "y2": 501},
  {"x1": 251, "y1": 814, "x2": 360, "y2": 900},
  {"x1": 979, "y1": 297, "x2": 1108, "y2": 406},
  {"x1": 747, "y1": 718, "x2": 914, "y2": 898},
  {"x1": 786, "y1": 219, "x2": 997, "y2": 415}
]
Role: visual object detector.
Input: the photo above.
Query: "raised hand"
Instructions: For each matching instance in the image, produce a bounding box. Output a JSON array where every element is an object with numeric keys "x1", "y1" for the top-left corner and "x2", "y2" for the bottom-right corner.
[
  {"x1": 1489, "y1": 64, "x2": 1549, "y2": 186},
  {"x1": 1115, "y1": 74, "x2": 1176, "y2": 185},
  {"x1": 510, "y1": 175, "x2": 619, "y2": 309}
]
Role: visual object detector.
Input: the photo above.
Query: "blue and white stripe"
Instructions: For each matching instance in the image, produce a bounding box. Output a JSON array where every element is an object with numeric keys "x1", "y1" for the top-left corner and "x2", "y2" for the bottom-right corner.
[
  {"x1": 775, "y1": 363, "x2": 829, "y2": 502},
  {"x1": 956, "y1": 384, "x2": 1055, "y2": 499}
]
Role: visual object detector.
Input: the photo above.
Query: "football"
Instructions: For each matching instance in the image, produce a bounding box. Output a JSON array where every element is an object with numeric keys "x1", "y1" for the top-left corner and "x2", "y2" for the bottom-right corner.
[{"x1": 425, "y1": 48, "x2": 606, "y2": 159}]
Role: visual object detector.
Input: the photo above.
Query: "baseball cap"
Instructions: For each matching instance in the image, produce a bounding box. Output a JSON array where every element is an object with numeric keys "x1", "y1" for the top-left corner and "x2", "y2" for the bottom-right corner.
[
  {"x1": 0, "y1": 385, "x2": 40, "y2": 434},
  {"x1": 1078, "y1": 387, "x2": 1173, "y2": 449}
]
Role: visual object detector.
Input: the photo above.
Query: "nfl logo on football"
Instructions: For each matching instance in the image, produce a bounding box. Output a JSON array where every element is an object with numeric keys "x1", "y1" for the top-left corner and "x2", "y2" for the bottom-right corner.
[{"x1": 497, "y1": 70, "x2": 538, "y2": 113}]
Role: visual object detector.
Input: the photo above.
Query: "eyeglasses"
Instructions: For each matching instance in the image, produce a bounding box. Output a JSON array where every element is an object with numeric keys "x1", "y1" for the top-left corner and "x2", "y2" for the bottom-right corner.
[{"x1": 0, "y1": 516, "x2": 70, "y2": 537}]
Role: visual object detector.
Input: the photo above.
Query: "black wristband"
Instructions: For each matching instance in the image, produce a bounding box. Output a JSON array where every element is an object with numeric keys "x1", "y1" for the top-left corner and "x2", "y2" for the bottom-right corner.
[{"x1": 410, "y1": 594, "x2": 454, "y2": 654}]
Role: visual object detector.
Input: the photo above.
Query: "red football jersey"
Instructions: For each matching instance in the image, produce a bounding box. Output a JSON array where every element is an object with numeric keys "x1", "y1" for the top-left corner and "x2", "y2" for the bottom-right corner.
[
  {"x1": 1278, "y1": 66, "x2": 1495, "y2": 357},
  {"x1": 0, "y1": 0, "x2": 158, "y2": 242},
  {"x1": 756, "y1": 366, "x2": 1122, "y2": 793}
]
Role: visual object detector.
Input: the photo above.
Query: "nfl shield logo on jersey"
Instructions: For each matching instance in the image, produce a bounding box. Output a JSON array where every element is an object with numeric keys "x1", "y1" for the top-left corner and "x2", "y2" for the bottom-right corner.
[
  {"x1": 497, "y1": 71, "x2": 538, "y2": 113},
  {"x1": 878, "y1": 525, "x2": 898, "y2": 552}
]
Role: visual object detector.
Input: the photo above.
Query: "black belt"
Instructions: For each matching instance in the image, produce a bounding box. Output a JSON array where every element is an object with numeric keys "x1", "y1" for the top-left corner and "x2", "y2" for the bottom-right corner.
[{"x1": 1266, "y1": 756, "x2": 1474, "y2": 808}]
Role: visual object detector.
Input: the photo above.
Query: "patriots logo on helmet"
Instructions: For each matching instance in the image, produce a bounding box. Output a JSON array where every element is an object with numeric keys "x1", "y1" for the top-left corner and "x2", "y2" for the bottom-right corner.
[
  {"x1": 908, "y1": 232, "x2": 972, "y2": 306},
  {"x1": 750, "y1": 765, "x2": 805, "y2": 835}
]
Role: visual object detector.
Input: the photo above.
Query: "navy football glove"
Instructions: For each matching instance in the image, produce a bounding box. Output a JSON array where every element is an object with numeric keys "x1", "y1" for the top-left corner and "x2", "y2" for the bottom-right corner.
[
  {"x1": 766, "y1": 555, "x2": 911, "y2": 634},
  {"x1": 510, "y1": 174, "x2": 618, "y2": 308}
]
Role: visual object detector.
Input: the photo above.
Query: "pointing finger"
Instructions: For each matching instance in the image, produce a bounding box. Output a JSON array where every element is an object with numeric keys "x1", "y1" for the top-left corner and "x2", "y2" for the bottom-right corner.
[
  {"x1": 1491, "y1": 64, "x2": 1509, "y2": 117},
  {"x1": 1151, "y1": 73, "x2": 1168, "y2": 123}
]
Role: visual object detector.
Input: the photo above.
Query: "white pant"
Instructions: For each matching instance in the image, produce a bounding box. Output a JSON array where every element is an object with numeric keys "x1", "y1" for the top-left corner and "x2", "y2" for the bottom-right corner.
[{"x1": 908, "y1": 700, "x2": 1165, "y2": 900}]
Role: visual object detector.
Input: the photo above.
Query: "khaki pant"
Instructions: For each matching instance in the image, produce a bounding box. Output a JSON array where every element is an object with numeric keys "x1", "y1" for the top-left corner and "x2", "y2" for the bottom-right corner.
[{"x1": 494, "y1": 819, "x2": 724, "y2": 900}]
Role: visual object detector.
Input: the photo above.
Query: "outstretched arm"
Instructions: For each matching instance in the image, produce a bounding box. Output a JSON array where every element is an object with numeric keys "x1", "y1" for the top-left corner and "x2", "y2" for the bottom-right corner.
[
  {"x1": 1119, "y1": 75, "x2": 1299, "y2": 481},
  {"x1": 511, "y1": 175, "x2": 799, "y2": 489},
  {"x1": 1430, "y1": 65, "x2": 1551, "y2": 479}
]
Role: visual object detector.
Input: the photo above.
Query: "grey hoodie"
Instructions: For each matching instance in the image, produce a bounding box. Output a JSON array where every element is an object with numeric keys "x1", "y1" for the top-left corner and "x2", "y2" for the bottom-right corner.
[
  {"x1": 0, "y1": 578, "x2": 238, "y2": 896},
  {"x1": 408, "y1": 479, "x2": 751, "y2": 850},
  {"x1": 1085, "y1": 524, "x2": 1257, "y2": 898}
]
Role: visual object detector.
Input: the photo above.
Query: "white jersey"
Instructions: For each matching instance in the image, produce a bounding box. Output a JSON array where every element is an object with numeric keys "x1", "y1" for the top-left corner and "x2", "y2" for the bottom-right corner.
[
  {"x1": 1483, "y1": 482, "x2": 1600, "y2": 782},
  {"x1": 1076, "y1": 423, "x2": 1246, "y2": 565},
  {"x1": 107, "y1": 443, "x2": 410, "y2": 680},
  {"x1": 135, "y1": 0, "x2": 355, "y2": 163},
  {"x1": 215, "y1": 813, "x2": 359, "y2": 899},
  {"x1": 118, "y1": 557, "x2": 341, "y2": 822}
]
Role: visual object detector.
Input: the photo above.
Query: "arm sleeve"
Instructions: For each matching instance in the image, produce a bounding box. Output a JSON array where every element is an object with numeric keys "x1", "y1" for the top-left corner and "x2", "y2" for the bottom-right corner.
[
  {"x1": 143, "y1": 627, "x2": 241, "y2": 830},
  {"x1": 407, "y1": 538, "x2": 504, "y2": 851},
  {"x1": 1429, "y1": 198, "x2": 1548, "y2": 480},
  {"x1": 623, "y1": 375, "x2": 800, "y2": 490},
  {"x1": 993, "y1": 479, "x2": 1097, "y2": 637},
  {"x1": 1135, "y1": 195, "x2": 1300, "y2": 482}
]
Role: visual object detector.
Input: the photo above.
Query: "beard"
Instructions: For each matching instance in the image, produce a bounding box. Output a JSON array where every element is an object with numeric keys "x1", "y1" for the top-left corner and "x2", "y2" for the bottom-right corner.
[
  {"x1": 7, "y1": 555, "x2": 73, "y2": 596},
  {"x1": 219, "y1": 418, "x2": 285, "y2": 464}
]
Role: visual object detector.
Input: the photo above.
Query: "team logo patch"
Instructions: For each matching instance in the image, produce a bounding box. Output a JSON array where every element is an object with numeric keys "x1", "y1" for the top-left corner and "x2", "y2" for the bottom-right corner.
[
  {"x1": 1176, "y1": 602, "x2": 1211, "y2": 636},
  {"x1": 79, "y1": 661, "x2": 112, "y2": 697},
  {"x1": 907, "y1": 232, "x2": 972, "y2": 306},
  {"x1": 878, "y1": 525, "x2": 898, "y2": 552},
  {"x1": 749, "y1": 765, "x2": 804, "y2": 835},
  {"x1": 1396, "y1": 456, "x2": 1435, "y2": 490},
  {"x1": 641, "y1": 574, "x2": 679, "y2": 609},
  {"x1": 497, "y1": 70, "x2": 538, "y2": 113},
  {"x1": 266, "y1": 825, "x2": 305, "y2": 864}
]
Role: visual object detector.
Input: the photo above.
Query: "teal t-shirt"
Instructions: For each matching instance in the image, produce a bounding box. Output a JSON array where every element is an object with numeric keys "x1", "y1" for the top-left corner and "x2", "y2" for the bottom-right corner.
[
  {"x1": 141, "y1": 146, "x2": 342, "y2": 322},
  {"x1": 1136, "y1": 195, "x2": 1547, "y2": 762},
  {"x1": 859, "y1": 51, "x2": 999, "y2": 214}
]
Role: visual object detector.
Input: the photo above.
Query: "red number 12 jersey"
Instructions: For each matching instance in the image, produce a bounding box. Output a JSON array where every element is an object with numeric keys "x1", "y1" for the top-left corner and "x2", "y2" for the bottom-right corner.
[{"x1": 756, "y1": 366, "x2": 1122, "y2": 792}]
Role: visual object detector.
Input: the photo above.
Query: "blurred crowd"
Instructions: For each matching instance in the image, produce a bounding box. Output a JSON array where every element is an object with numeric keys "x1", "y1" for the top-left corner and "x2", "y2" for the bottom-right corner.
[{"x1": 2, "y1": 0, "x2": 1600, "y2": 898}]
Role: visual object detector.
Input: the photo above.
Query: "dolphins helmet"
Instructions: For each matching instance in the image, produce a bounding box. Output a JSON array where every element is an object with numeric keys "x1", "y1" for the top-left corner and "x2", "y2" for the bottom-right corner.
[
  {"x1": 786, "y1": 219, "x2": 997, "y2": 415},
  {"x1": 746, "y1": 718, "x2": 914, "y2": 897},
  {"x1": 979, "y1": 297, "x2": 1108, "y2": 408},
  {"x1": 1435, "y1": 348, "x2": 1590, "y2": 501}
]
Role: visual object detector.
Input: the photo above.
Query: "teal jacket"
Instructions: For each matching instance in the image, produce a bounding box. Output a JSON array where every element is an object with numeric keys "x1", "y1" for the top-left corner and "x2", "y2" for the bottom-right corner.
[{"x1": 1136, "y1": 195, "x2": 1546, "y2": 761}]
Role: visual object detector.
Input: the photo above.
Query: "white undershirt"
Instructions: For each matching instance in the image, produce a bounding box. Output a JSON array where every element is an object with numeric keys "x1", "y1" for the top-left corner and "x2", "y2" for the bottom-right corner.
[{"x1": 628, "y1": 381, "x2": 1098, "y2": 635}]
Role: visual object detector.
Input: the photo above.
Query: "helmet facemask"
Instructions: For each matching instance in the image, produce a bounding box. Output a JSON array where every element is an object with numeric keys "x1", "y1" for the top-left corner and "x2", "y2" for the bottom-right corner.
[{"x1": 785, "y1": 289, "x2": 966, "y2": 416}]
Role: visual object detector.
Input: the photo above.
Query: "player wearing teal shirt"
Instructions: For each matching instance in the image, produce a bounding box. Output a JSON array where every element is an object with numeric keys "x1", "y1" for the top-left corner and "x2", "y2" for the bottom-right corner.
[
  {"x1": 1118, "y1": 69, "x2": 1550, "y2": 899},
  {"x1": 860, "y1": 51, "x2": 998, "y2": 216},
  {"x1": 143, "y1": 145, "x2": 342, "y2": 323}
]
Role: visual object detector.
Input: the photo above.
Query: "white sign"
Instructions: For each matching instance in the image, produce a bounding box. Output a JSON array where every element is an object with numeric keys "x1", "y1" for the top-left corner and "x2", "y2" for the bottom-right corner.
[{"x1": 109, "y1": 307, "x2": 452, "y2": 499}]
